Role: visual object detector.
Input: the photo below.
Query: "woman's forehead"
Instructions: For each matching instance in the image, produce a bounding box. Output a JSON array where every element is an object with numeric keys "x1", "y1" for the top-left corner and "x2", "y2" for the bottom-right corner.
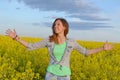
[{"x1": 55, "y1": 20, "x2": 62, "y2": 23}]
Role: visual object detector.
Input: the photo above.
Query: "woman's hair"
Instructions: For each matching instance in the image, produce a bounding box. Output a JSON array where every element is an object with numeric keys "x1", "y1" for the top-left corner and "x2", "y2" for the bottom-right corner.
[{"x1": 49, "y1": 18, "x2": 69, "y2": 44}]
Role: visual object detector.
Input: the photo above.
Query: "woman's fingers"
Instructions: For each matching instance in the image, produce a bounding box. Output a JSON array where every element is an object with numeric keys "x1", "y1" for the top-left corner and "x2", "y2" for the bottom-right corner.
[
  {"x1": 104, "y1": 41, "x2": 113, "y2": 50},
  {"x1": 6, "y1": 29, "x2": 12, "y2": 34},
  {"x1": 14, "y1": 29, "x2": 16, "y2": 33},
  {"x1": 5, "y1": 29, "x2": 17, "y2": 38},
  {"x1": 14, "y1": 29, "x2": 17, "y2": 35},
  {"x1": 109, "y1": 44, "x2": 113, "y2": 50},
  {"x1": 6, "y1": 30, "x2": 10, "y2": 35},
  {"x1": 5, "y1": 31, "x2": 9, "y2": 35}
]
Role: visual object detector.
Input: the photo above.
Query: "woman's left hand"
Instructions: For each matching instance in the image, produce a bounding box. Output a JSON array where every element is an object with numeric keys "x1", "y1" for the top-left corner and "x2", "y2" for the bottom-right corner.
[{"x1": 103, "y1": 41, "x2": 113, "y2": 51}]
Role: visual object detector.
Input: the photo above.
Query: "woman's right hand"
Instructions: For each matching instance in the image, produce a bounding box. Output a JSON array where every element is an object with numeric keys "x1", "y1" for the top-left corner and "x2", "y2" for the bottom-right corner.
[{"x1": 6, "y1": 29, "x2": 17, "y2": 39}]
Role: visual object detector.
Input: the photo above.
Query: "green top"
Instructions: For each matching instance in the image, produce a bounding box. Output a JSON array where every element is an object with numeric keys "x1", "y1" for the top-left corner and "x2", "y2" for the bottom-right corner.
[{"x1": 47, "y1": 41, "x2": 71, "y2": 76}]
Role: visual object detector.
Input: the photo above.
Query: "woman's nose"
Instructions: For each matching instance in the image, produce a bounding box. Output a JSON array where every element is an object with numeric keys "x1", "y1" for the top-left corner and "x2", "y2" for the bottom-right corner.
[{"x1": 54, "y1": 25, "x2": 58, "y2": 29}]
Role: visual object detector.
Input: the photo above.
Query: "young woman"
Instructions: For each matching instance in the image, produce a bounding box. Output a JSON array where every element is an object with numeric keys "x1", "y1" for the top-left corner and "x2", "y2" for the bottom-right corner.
[{"x1": 6, "y1": 18, "x2": 113, "y2": 80}]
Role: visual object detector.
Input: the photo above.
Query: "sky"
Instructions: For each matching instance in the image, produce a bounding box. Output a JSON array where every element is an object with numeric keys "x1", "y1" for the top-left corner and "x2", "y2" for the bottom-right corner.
[{"x1": 0, "y1": 0, "x2": 120, "y2": 42}]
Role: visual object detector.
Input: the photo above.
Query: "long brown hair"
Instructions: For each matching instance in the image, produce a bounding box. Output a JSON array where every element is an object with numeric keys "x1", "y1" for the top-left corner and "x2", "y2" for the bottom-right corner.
[{"x1": 49, "y1": 18, "x2": 69, "y2": 44}]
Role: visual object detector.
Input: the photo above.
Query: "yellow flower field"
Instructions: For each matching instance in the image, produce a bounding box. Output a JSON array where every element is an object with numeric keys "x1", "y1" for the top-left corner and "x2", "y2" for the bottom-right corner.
[{"x1": 0, "y1": 35, "x2": 120, "y2": 80}]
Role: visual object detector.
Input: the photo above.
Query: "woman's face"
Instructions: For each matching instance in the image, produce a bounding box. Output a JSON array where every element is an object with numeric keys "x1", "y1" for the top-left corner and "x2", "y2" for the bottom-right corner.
[{"x1": 54, "y1": 20, "x2": 65, "y2": 34}]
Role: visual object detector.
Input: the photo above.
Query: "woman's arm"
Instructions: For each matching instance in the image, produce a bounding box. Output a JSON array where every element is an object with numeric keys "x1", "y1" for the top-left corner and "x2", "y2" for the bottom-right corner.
[
  {"x1": 6, "y1": 29, "x2": 48, "y2": 50},
  {"x1": 6, "y1": 29, "x2": 28, "y2": 47},
  {"x1": 88, "y1": 41, "x2": 113, "y2": 55},
  {"x1": 73, "y1": 39, "x2": 113, "y2": 56}
]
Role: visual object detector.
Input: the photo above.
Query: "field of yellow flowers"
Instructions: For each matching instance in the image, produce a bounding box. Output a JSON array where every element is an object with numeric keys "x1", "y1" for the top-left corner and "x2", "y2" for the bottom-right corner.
[{"x1": 0, "y1": 35, "x2": 120, "y2": 80}]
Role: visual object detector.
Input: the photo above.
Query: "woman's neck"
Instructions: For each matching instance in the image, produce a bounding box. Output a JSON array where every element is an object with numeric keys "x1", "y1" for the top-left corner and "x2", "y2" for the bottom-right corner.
[{"x1": 57, "y1": 33, "x2": 66, "y2": 44}]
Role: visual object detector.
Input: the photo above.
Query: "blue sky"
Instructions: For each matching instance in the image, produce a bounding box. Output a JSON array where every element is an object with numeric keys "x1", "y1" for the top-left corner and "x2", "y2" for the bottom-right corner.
[{"x1": 0, "y1": 0, "x2": 120, "y2": 42}]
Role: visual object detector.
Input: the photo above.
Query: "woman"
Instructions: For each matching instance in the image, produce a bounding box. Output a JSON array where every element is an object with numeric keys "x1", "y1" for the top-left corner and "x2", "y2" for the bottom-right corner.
[{"x1": 6, "y1": 18, "x2": 113, "y2": 80}]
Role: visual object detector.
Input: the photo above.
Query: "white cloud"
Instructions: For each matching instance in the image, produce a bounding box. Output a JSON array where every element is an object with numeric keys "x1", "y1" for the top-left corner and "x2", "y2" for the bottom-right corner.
[{"x1": 15, "y1": 0, "x2": 111, "y2": 30}]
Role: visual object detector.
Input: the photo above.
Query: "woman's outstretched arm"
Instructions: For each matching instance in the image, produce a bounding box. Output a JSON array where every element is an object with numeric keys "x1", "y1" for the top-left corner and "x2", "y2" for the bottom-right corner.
[
  {"x1": 88, "y1": 41, "x2": 113, "y2": 55},
  {"x1": 6, "y1": 29, "x2": 28, "y2": 47},
  {"x1": 73, "y1": 39, "x2": 113, "y2": 56}
]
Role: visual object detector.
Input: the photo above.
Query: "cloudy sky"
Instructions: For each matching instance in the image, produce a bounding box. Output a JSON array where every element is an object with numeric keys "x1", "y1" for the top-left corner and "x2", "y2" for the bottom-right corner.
[{"x1": 0, "y1": 0, "x2": 120, "y2": 42}]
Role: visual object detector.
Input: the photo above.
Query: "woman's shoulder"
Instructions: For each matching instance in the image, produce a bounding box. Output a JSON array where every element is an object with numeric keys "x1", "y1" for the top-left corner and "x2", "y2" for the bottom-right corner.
[
  {"x1": 43, "y1": 37, "x2": 53, "y2": 44},
  {"x1": 41, "y1": 37, "x2": 49, "y2": 42},
  {"x1": 67, "y1": 38, "x2": 76, "y2": 42}
]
